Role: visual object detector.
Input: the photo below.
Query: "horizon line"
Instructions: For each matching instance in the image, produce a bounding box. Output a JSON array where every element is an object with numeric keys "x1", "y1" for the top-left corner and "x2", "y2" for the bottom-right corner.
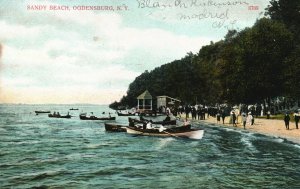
[{"x1": 0, "y1": 103, "x2": 109, "y2": 105}]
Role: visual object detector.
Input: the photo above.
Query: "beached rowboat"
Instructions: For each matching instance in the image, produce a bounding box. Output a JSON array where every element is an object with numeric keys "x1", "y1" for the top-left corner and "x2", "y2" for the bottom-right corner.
[
  {"x1": 117, "y1": 112, "x2": 136, "y2": 116},
  {"x1": 126, "y1": 127, "x2": 204, "y2": 139},
  {"x1": 80, "y1": 115, "x2": 116, "y2": 120}
]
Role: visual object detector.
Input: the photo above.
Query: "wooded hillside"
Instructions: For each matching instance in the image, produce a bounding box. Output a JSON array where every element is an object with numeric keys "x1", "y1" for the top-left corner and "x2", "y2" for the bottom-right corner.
[{"x1": 110, "y1": 0, "x2": 300, "y2": 110}]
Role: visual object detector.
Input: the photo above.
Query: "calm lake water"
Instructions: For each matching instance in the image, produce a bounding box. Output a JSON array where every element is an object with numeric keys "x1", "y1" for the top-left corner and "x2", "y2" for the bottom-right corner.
[{"x1": 0, "y1": 104, "x2": 300, "y2": 188}]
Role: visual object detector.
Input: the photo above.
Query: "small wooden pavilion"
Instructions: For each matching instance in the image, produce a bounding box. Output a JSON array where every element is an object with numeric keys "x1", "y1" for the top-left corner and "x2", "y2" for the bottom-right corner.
[
  {"x1": 157, "y1": 95, "x2": 181, "y2": 110},
  {"x1": 137, "y1": 90, "x2": 152, "y2": 111}
]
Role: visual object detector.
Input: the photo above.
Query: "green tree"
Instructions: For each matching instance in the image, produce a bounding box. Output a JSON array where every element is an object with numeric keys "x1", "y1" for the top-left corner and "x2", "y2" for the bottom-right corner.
[
  {"x1": 265, "y1": 0, "x2": 300, "y2": 37},
  {"x1": 266, "y1": 0, "x2": 300, "y2": 102},
  {"x1": 219, "y1": 18, "x2": 293, "y2": 105}
]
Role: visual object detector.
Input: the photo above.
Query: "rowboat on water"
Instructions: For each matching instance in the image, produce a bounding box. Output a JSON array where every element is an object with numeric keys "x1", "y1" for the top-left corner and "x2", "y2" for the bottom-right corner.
[
  {"x1": 126, "y1": 126, "x2": 204, "y2": 140},
  {"x1": 104, "y1": 123, "x2": 127, "y2": 132},
  {"x1": 35, "y1": 111, "x2": 51, "y2": 114},
  {"x1": 48, "y1": 114, "x2": 71, "y2": 119},
  {"x1": 79, "y1": 115, "x2": 116, "y2": 120},
  {"x1": 105, "y1": 120, "x2": 204, "y2": 139},
  {"x1": 117, "y1": 112, "x2": 136, "y2": 116},
  {"x1": 70, "y1": 108, "x2": 79, "y2": 110},
  {"x1": 105, "y1": 120, "x2": 190, "y2": 132}
]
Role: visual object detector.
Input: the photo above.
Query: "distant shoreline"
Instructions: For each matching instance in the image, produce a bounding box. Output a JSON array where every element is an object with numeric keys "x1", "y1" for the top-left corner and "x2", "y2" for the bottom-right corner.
[{"x1": 0, "y1": 103, "x2": 109, "y2": 106}]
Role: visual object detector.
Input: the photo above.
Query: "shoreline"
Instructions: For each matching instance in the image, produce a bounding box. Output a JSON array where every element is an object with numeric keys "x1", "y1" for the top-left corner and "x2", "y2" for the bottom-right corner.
[{"x1": 185, "y1": 115, "x2": 300, "y2": 144}]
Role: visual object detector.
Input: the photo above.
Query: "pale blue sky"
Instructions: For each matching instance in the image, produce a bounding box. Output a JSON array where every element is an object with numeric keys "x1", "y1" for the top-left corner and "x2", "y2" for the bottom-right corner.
[{"x1": 0, "y1": 0, "x2": 269, "y2": 104}]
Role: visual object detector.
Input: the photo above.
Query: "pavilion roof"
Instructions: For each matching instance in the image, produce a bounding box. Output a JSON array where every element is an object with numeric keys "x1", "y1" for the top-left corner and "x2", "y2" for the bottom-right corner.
[{"x1": 137, "y1": 90, "x2": 152, "y2": 99}]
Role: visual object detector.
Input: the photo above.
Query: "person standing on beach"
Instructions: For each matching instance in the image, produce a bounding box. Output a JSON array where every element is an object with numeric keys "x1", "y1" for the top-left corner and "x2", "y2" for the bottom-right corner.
[
  {"x1": 294, "y1": 111, "x2": 299, "y2": 129},
  {"x1": 216, "y1": 112, "x2": 221, "y2": 124},
  {"x1": 197, "y1": 108, "x2": 201, "y2": 120},
  {"x1": 242, "y1": 113, "x2": 247, "y2": 129},
  {"x1": 247, "y1": 112, "x2": 253, "y2": 126},
  {"x1": 284, "y1": 113, "x2": 290, "y2": 130},
  {"x1": 185, "y1": 105, "x2": 190, "y2": 120},
  {"x1": 232, "y1": 111, "x2": 237, "y2": 127},
  {"x1": 221, "y1": 110, "x2": 226, "y2": 124},
  {"x1": 192, "y1": 107, "x2": 197, "y2": 120},
  {"x1": 201, "y1": 108, "x2": 206, "y2": 120},
  {"x1": 267, "y1": 110, "x2": 271, "y2": 119}
]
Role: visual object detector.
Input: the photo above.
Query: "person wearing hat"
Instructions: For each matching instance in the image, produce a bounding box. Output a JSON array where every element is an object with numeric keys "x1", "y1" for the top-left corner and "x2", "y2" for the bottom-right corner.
[
  {"x1": 251, "y1": 112, "x2": 255, "y2": 125},
  {"x1": 146, "y1": 120, "x2": 153, "y2": 129},
  {"x1": 284, "y1": 113, "x2": 290, "y2": 130},
  {"x1": 232, "y1": 111, "x2": 237, "y2": 127},
  {"x1": 216, "y1": 112, "x2": 221, "y2": 124},
  {"x1": 247, "y1": 112, "x2": 253, "y2": 126},
  {"x1": 294, "y1": 111, "x2": 299, "y2": 129},
  {"x1": 221, "y1": 110, "x2": 226, "y2": 124},
  {"x1": 242, "y1": 112, "x2": 247, "y2": 129}
]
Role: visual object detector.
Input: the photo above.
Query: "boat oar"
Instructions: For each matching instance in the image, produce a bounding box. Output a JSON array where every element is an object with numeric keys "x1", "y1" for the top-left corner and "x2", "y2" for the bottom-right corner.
[
  {"x1": 162, "y1": 130, "x2": 179, "y2": 138},
  {"x1": 163, "y1": 128, "x2": 203, "y2": 139}
]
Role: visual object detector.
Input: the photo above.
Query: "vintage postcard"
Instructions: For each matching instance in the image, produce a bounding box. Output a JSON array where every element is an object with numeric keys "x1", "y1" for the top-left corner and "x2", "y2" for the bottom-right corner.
[{"x1": 1, "y1": 0, "x2": 299, "y2": 188}]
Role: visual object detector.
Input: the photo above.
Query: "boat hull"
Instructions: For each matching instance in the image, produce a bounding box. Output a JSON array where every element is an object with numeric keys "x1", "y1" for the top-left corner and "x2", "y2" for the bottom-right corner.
[
  {"x1": 80, "y1": 115, "x2": 116, "y2": 120},
  {"x1": 104, "y1": 123, "x2": 127, "y2": 132},
  {"x1": 48, "y1": 114, "x2": 71, "y2": 119},
  {"x1": 126, "y1": 127, "x2": 204, "y2": 139},
  {"x1": 35, "y1": 111, "x2": 51, "y2": 114},
  {"x1": 117, "y1": 113, "x2": 135, "y2": 116}
]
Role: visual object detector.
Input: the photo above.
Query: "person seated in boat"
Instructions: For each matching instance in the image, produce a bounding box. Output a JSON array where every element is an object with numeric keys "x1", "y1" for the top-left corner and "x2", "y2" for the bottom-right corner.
[
  {"x1": 129, "y1": 118, "x2": 135, "y2": 127},
  {"x1": 143, "y1": 122, "x2": 147, "y2": 130},
  {"x1": 184, "y1": 120, "x2": 190, "y2": 126},
  {"x1": 53, "y1": 112, "x2": 57, "y2": 116},
  {"x1": 146, "y1": 120, "x2": 153, "y2": 129},
  {"x1": 163, "y1": 115, "x2": 171, "y2": 122},
  {"x1": 90, "y1": 112, "x2": 95, "y2": 118},
  {"x1": 109, "y1": 112, "x2": 111, "y2": 118},
  {"x1": 139, "y1": 115, "x2": 146, "y2": 122},
  {"x1": 57, "y1": 112, "x2": 60, "y2": 117},
  {"x1": 166, "y1": 107, "x2": 171, "y2": 115},
  {"x1": 158, "y1": 125, "x2": 167, "y2": 132}
]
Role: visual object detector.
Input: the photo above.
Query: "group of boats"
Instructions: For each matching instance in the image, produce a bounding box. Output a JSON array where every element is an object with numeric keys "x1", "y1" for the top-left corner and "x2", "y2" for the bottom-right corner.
[
  {"x1": 35, "y1": 108, "x2": 78, "y2": 115},
  {"x1": 35, "y1": 110, "x2": 115, "y2": 120},
  {"x1": 105, "y1": 116, "x2": 204, "y2": 140},
  {"x1": 35, "y1": 109, "x2": 204, "y2": 140},
  {"x1": 79, "y1": 113, "x2": 115, "y2": 120}
]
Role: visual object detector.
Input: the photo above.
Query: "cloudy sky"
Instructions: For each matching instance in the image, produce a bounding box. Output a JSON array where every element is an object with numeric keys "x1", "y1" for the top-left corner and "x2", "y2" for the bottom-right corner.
[{"x1": 0, "y1": 0, "x2": 269, "y2": 104}]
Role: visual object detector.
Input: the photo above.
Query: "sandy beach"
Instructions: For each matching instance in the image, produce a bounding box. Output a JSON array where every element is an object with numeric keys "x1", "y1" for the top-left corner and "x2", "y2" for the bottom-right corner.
[{"x1": 194, "y1": 115, "x2": 300, "y2": 144}]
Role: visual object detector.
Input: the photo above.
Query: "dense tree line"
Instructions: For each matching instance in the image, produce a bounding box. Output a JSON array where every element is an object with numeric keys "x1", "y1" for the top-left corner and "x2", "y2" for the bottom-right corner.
[{"x1": 110, "y1": 0, "x2": 300, "y2": 111}]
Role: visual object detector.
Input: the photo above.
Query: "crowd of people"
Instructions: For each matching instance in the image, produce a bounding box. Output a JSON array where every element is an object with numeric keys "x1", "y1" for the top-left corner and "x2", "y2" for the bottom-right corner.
[
  {"x1": 156, "y1": 104, "x2": 300, "y2": 131},
  {"x1": 215, "y1": 109, "x2": 299, "y2": 130},
  {"x1": 173, "y1": 105, "x2": 300, "y2": 131},
  {"x1": 214, "y1": 110, "x2": 254, "y2": 130},
  {"x1": 176, "y1": 105, "x2": 219, "y2": 121}
]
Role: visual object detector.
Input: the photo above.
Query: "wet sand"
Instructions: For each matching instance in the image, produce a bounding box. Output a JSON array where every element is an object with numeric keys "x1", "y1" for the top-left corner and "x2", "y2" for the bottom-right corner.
[{"x1": 195, "y1": 115, "x2": 300, "y2": 144}]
